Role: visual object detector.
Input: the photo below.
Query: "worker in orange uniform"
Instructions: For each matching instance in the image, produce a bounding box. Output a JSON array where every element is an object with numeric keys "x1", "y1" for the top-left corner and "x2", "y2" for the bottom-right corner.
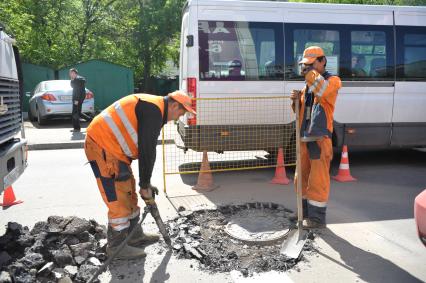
[
  {"x1": 85, "y1": 91, "x2": 196, "y2": 259},
  {"x1": 291, "y1": 46, "x2": 341, "y2": 229}
]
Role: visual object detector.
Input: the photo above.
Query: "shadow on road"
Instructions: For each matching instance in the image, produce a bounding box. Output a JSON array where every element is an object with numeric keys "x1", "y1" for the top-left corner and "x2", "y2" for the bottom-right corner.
[
  {"x1": 71, "y1": 131, "x2": 86, "y2": 140},
  {"x1": 174, "y1": 148, "x2": 425, "y2": 224},
  {"x1": 105, "y1": 249, "x2": 172, "y2": 283},
  {"x1": 319, "y1": 228, "x2": 423, "y2": 283},
  {"x1": 149, "y1": 250, "x2": 172, "y2": 283},
  {"x1": 109, "y1": 257, "x2": 146, "y2": 283},
  {"x1": 25, "y1": 119, "x2": 90, "y2": 129}
]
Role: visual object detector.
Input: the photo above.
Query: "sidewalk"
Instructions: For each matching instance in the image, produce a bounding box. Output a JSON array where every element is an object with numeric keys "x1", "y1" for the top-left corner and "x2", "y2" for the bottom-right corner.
[{"x1": 24, "y1": 119, "x2": 176, "y2": 150}]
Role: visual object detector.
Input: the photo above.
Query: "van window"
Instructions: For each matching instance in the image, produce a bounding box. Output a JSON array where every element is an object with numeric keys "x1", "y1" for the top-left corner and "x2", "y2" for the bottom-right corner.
[
  {"x1": 198, "y1": 21, "x2": 283, "y2": 81},
  {"x1": 396, "y1": 26, "x2": 426, "y2": 81},
  {"x1": 351, "y1": 31, "x2": 387, "y2": 79},
  {"x1": 286, "y1": 24, "x2": 394, "y2": 81},
  {"x1": 285, "y1": 24, "x2": 340, "y2": 80}
]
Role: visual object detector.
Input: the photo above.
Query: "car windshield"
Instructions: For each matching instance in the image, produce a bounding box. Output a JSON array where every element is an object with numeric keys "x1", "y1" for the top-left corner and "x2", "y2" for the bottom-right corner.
[{"x1": 44, "y1": 81, "x2": 72, "y2": 91}]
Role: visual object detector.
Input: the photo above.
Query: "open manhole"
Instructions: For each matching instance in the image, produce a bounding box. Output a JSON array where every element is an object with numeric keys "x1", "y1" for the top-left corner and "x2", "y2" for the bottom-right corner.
[
  {"x1": 224, "y1": 205, "x2": 290, "y2": 245},
  {"x1": 167, "y1": 202, "x2": 315, "y2": 276}
]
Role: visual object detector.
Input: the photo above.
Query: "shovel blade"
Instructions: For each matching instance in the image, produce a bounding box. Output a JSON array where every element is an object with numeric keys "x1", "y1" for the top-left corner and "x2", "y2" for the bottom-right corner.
[{"x1": 280, "y1": 228, "x2": 309, "y2": 259}]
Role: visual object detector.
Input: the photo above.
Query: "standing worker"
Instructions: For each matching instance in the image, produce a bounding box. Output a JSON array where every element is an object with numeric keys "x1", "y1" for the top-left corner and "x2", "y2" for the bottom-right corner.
[
  {"x1": 85, "y1": 91, "x2": 195, "y2": 259},
  {"x1": 290, "y1": 46, "x2": 342, "y2": 229},
  {"x1": 69, "y1": 68, "x2": 86, "y2": 132}
]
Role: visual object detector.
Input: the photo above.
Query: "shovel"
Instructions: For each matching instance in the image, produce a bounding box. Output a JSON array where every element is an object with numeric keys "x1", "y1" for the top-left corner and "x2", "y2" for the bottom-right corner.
[{"x1": 280, "y1": 96, "x2": 309, "y2": 259}]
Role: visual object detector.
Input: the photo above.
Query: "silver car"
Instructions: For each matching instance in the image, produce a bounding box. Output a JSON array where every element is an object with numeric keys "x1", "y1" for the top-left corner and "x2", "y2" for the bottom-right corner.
[{"x1": 28, "y1": 80, "x2": 95, "y2": 125}]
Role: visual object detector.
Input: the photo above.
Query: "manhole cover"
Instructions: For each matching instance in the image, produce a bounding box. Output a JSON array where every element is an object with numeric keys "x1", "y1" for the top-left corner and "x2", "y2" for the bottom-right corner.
[{"x1": 224, "y1": 209, "x2": 290, "y2": 244}]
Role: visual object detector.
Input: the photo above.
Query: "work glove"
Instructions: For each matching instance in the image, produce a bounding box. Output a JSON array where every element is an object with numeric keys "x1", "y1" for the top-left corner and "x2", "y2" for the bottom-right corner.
[{"x1": 140, "y1": 184, "x2": 159, "y2": 205}]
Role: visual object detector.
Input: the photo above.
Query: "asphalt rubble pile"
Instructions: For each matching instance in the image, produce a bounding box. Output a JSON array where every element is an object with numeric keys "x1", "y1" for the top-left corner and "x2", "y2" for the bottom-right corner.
[
  {"x1": 167, "y1": 202, "x2": 316, "y2": 277},
  {"x1": 0, "y1": 216, "x2": 107, "y2": 283}
]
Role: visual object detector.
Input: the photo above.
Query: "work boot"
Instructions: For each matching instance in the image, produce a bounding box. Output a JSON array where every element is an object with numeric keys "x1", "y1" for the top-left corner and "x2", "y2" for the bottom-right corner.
[
  {"x1": 302, "y1": 218, "x2": 326, "y2": 229},
  {"x1": 128, "y1": 217, "x2": 160, "y2": 247},
  {"x1": 288, "y1": 214, "x2": 307, "y2": 222},
  {"x1": 289, "y1": 200, "x2": 309, "y2": 221},
  {"x1": 107, "y1": 226, "x2": 146, "y2": 260}
]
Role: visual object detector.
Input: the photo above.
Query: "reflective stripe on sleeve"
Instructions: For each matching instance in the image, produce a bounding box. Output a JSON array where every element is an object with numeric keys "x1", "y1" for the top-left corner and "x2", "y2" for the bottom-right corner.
[
  {"x1": 114, "y1": 102, "x2": 138, "y2": 147},
  {"x1": 316, "y1": 80, "x2": 329, "y2": 97},
  {"x1": 101, "y1": 111, "x2": 133, "y2": 158},
  {"x1": 308, "y1": 75, "x2": 324, "y2": 93}
]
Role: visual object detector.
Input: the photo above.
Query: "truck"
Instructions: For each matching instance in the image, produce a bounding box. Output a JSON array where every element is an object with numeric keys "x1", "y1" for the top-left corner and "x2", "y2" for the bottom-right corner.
[{"x1": 0, "y1": 25, "x2": 28, "y2": 195}]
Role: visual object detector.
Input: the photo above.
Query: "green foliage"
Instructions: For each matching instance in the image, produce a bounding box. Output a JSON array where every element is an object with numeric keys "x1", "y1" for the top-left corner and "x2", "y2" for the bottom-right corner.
[
  {"x1": 112, "y1": 0, "x2": 185, "y2": 90},
  {"x1": 1, "y1": 0, "x2": 185, "y2": 91},
  {"x1": 1, "y1": 0, "x2": 424, "y2": 90}
]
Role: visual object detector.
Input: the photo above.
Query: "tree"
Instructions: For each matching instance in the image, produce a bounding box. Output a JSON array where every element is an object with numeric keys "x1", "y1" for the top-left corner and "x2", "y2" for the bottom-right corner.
[
  {"x1": 4, "y1": 0, "x2": 422, "y2": 92},
  {"x1": 112, "y1": 0, "x2": 185, "y2": 91},
  {"x1": 1, "y1": 0, "x2": 185, "y2": 91}
]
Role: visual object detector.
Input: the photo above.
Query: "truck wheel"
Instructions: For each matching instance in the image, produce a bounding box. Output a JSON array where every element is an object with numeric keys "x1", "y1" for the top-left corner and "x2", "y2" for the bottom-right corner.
[{"x1": 37, "y1": 108, "x2": 47, "y2": 126}]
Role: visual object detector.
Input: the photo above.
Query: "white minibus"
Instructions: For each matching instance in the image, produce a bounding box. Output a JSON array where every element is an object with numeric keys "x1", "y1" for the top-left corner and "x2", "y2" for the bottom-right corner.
[{"x1": 178, "y1": 0, "x2": 426, "y2": 155}]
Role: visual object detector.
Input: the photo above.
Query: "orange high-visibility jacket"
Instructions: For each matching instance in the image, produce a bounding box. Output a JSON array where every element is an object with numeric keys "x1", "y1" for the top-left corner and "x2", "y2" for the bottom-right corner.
[
  {"x1": 299, "y1": 70, "x2": 342, "y2": 137},
  {"x1": 87, "y1": 94, "x2": 167, "y2": 187}
]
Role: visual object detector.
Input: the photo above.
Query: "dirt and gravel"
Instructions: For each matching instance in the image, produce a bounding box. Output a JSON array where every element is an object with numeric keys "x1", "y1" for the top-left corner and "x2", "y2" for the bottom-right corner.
[
  {"x1": 0, "y1": 203, "x2": 317, "y2": 282},
  {"x1": 167, "y1": 203, "x2": 316, "y2": 277},
  {"x1": 0, "y1": 216, "x2": 107, "y2": 283}
]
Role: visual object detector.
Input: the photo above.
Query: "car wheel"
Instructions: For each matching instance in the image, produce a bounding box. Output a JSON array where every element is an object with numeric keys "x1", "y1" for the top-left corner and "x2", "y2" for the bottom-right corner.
[
  {"x1": 28, "y1": 108, "x2": 36, "y2": 122},
  {"x1": 36, "y1": 107, "x2": 47, "y2": 126}
]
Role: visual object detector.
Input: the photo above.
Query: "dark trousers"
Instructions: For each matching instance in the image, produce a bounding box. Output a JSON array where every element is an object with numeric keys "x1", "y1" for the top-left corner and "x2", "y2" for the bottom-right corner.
[{"x1": 72, "y1": 98, "x2": 84, "y2": 130}]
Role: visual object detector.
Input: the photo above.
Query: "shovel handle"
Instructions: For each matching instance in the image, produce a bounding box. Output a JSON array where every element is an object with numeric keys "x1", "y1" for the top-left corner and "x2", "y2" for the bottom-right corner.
[{"x1": 295, "y1": 98, "x2": 303, "y2": 225}]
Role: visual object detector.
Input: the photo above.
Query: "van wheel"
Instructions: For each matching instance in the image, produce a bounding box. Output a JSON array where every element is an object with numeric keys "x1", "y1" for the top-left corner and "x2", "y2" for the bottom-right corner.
[{"x1": 37, "y1": 107, "x2": 47, "y2": 126}]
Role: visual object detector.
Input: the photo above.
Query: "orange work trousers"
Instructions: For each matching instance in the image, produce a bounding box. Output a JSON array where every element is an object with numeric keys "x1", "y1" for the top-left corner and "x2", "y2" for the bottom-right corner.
[
  {"x1": 294, "y1": 137, "x2": 333, "y2": 223},
  {"x1": 84, "y1": 135, "x2": 140, "y2": 231},
  {"x1": 298, "y1": 137, "x2": 333, "y2": 206}
]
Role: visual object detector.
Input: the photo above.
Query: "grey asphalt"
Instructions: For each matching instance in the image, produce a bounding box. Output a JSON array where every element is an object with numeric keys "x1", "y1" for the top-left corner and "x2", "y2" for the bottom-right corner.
[{"x1": 1, "y1": 147, "x2": 425, "y2": 282}]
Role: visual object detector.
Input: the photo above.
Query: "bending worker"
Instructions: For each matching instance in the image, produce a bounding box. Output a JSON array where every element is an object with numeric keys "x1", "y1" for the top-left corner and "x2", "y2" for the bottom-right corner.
[
  {"x1": 85, "y1": 91, "x2": 195, "y2": 259},
  {"x1": 291, "y1": 46, "x2": 341, "y2": 229}
]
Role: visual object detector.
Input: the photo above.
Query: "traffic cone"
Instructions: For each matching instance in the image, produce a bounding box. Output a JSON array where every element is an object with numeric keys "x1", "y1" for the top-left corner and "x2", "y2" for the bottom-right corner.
[
  {"x1": 192, "y1": 151, "x2": 219, "y2": 192},
  {"x1": 333, "y1": 145, "x2": 357, "y2": 182},
  {"x1": 0, "y1": 186, "x2": 23, "y2": 207},
  {"x1": 270, "y1": 148, "x2": 291, "y2": 185}
]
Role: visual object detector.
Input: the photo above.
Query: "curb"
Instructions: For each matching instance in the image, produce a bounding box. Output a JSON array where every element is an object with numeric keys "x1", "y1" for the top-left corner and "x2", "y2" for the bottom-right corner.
[{"x1": 28, "y1": 139, "x2": 175, "y2": 151}]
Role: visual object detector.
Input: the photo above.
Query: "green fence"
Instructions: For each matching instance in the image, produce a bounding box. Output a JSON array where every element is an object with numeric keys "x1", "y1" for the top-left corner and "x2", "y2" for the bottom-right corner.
[
  {"x1": 21, "y1": 61, "x2": 182, "y2": 113},
  {"x1": 22, "y1": 63, "x2": 55, "y2": 112},
  {"x1": 149, "y1": 77, "x2": 179, "y2": 96},
  {"x1": 58, "y1": 59, "x2": 134, "y2": 111}
]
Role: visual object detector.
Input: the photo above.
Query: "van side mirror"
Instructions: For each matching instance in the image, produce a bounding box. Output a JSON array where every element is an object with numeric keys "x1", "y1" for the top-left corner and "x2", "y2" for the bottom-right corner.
[{"x1": 186, "y1": 35, "x2": 194, "y2": 47}]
